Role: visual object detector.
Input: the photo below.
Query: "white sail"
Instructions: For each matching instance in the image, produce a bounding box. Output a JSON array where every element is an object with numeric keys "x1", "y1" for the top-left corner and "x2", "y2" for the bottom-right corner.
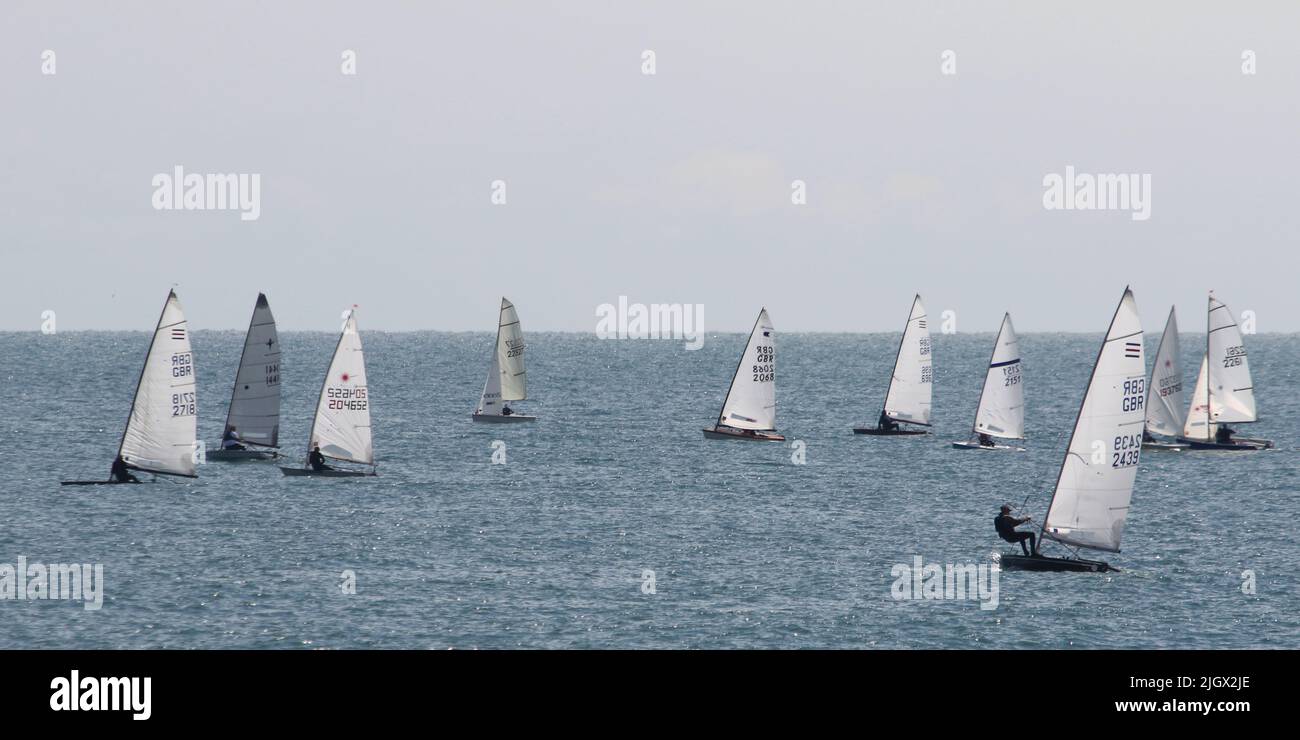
[
  {"x1": 118, "y1": 290, "x2": 198, "y2": 477},
  {"x1": 1042, "y1": 288, "x2": 1144, "y2": 553},
  {"x1": 717, "y1": 308, "x2": 777, "y2": 430},
  {"x1": 222, "y1": 293, "x2": 281, "y2": 448},
  {"x1": 972, "y1": 313, "x2": 1024, "y2": 439},
  {"x1": 475, "y1": 298, "x2": 527, "y2": 416},
  {"x1": 883, "y1": 295, "x2": 932, "y2": 426},
  {"x1": 1182, "y1": 295, "x2": 1257, "y2": 440},
  {"x1": 1144, "y1": 307, "x2": 1184, "y2": 438},
  {"x1": 307, "y1": 309, "x2": 373, "y2": 465},
  {"x1": 1183, "y1": 355, "x2": 1211, "y2": 439}
]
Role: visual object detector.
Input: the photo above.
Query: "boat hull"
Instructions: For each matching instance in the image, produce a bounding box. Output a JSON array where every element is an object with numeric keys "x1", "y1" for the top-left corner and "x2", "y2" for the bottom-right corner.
[
  {"x1": 279, "y1": 467, "x2": 375, "y2": 478},
  {"x1": 702, "y1": 426, "x2": 785, "y2": 442},
  {"x1": 951, "y1": 441, "x2": 1025, "y2": 451},
  {"x1": 471, "y1": 413, "x2": 537, "y2": 423},
  {"x1": 999, "y1": 554, "x2": 1116, "y2": 572},
  {"x1": 207, "y1": 447, "x2": 278, "y2": 461},
  {"x1": 1142, "y1": 440, "x2": 1189, "y2": 451},
  {"x1": 853, "y1": 427, "x2": 928, "y2": 436},
  {"x1": 60, "y1": 480, "x2": 143, "y2": 486},
  {"x1": 1177, "y1": 437, "x2": 1273, "y2": 451}
]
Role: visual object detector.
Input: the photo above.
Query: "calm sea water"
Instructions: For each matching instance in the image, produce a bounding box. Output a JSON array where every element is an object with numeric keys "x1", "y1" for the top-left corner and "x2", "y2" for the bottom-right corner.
[{"x1": 2, "y1": 329, "x2": 1297, "y2": 649}]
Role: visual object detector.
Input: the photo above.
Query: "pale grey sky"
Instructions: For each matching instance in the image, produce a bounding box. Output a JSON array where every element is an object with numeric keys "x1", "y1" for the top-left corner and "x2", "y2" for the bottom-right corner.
[{"x1": 3, "y1": 1, "x2": 1298, "y2": 332}]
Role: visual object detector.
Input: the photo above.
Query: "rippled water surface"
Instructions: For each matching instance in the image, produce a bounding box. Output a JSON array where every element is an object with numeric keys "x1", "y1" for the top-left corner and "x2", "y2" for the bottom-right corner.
[{"x1": 2, "y1": 329, "x2": 1296, "y2": 648}]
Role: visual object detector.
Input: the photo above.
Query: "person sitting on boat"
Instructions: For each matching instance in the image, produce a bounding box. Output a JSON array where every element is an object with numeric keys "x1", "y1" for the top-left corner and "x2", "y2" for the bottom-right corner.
[
  {"x1": 110, "y1": 455, "x2": 139, "y2": 484},
  {"x1": 995, "y1": 504, "x2": 1037, "y2": 556},
  {"x1": 1142, "y1": 430, "x2": 1155, "y2": 443},
  {"x1": 309, "y1": 444, "x2": 331, "y2": 472},
  {"x1": 1216, "y1": 424, "x2": 1235, "y2": 445},
  {"x1": 501, "y1": 405, "x2": 514, "y2": 416},
  {"x1": 878, "y1": 411, "x2": 899, "y2": 432},
  {"x1": 221, "y1": 426, "x2": 246, "y2": 451},
  {"x1": 977, "y1": 433, "x2": 995, "y2": 448}
]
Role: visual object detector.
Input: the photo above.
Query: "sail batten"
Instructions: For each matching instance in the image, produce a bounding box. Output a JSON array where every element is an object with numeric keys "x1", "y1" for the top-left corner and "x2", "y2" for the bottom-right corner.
[
  {"x1": 972, "y1": 313, "x2": 1024, "y2": 440},
  {"x1": 882, "y1": 295, "x2": 932, "y2": 426},
  {"x1": 222, "y1": 294, "x2": 281, "y2": 447},
  {"x1": 117, "y1": 290, "x2": 198, "y2": 477},
  {"x1": 1041, "y1": 288, "x2": 1144, "y2": 554},
  {"x1": 306, "y1": 309, "x2": 373, "y2": 466},
  {"x1": 717, "y1": 309, "x2": 777, "y2": 430}
]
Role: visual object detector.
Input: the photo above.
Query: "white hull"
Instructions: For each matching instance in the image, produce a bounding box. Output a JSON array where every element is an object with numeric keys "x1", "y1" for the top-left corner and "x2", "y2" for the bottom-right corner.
[
  {"x1": 207, "y1": 446, "x2": 278, "y2": 460},
  {"x1": 951, "y1": 440, "x2": 1025, "y2": 451}
]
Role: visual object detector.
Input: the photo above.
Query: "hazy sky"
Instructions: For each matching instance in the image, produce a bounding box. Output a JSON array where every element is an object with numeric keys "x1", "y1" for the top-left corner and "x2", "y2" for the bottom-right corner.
[{"x1": 3, "y1": 2, "x2": 1298, "y2": 332}]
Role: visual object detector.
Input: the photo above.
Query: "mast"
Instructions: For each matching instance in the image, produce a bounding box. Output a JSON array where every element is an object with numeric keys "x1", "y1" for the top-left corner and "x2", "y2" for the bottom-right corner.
[
  {"x1": 304, "y1": 308, "x2": 353, "y2": 464},
  {"x1": 1205, "y1": 293, "x2": 1212, "y2": 436},
  {"x1": 115, "y1": 290, "x2": 198, "y2": 477},
  {"x1": 880, "y1": 295, "x2": 919, "y2": 421},
  {"x1": 222, "y1": 293, "x2": 278, "y2": 449}
]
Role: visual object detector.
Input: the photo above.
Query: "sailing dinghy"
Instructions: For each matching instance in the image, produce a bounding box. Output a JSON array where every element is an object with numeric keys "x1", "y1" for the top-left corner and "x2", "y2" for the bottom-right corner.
[
  {"x1": 854, "y1": 295, "x2": 932, "y2": 435},
  {"x1": 702, "y1": 308, "x2": 784, "y2": 441},
  {"x1": 471, "y1": 297, "x2": 535, "y2": 422},
  {"x1": 1000, "y1": 288, "x2": 1144, "y2": 573},
  {"x1": 1141, "y1": 307, "x2": 1189, "y2": 451},
  {"x1": 62, "y1": 290, "x2": 199, "y2": 485},
  {"x1": 208, "y1": 294, "x2": 281, "y2": 460},
  {"x1": 280, "y1": 308, "x2": 377, "y2": 477},
  {"x1": 952, "y1": 313, "x2": 1024, "y2": 451},
  {"x1": 1177, "y1": 294, "x2": 1273, "y2": 450}
]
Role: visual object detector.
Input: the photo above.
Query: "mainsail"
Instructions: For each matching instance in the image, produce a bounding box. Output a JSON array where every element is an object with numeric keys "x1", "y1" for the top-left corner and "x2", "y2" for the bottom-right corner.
[
  {"x1": 972, "y1": 313, "x2": 1024, "y2": 440},
  {"x1": 1144, "y1": 307, "x2": 1184, "y2": 438},
  {"x1": 475, "y1": 298, "x2": 528, "y2": 416},
  {"x1": 117, "y1": 290, "x2": 198, "y2": 477},
  {"x1": 717, "y1": 308, "x2": 777, "y2": 430},
  {"x1": 222, "y1": 293, "x2": 281, "y2": 448},
  {"x1": 1041, "y1": 288, "x2": 1144, "y2": 553},
  {"x1": 1183, "y1": 294, "x2": 1256, "y2": 440},
  {"x1": 307, "y1": 309, "x2": 373, "y2": 465},
  {"x1": 882, "y1": 295, "x2": 932, "y2": 426}
]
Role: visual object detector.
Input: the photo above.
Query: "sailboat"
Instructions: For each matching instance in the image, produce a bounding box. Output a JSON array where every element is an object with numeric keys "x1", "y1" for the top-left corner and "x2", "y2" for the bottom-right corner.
[
  {"x1": 854, "y1": 294, "x2": 931, "y2": 435},
  {"x1": 471, "y1": 297, "x2": 535, "y2": 422},
  {"x1": 952, "y1": 313, "x2": 1025, "y2": 451},
  {"x1": 62, "y1": 290, "x2": 199, "y2": 485},
  {"x1": 1000, "y1": 288, "x2": 1144, "y2": 572},
  {"x1": 702, "y1": 308, "x2": 784, "y2": 441},
  {"x1": 1141, "y1": 307, "x2": 1189, "y2": 451},
  {"x1": 208, "y1": 294, "x2": 281, "y2": 460},
  {"x1": 280, "y1": 308, "x2": 377, "y2": 477},
  {"x1": 1178, "y1": 294, "x2": 1273, "y2": 450}
]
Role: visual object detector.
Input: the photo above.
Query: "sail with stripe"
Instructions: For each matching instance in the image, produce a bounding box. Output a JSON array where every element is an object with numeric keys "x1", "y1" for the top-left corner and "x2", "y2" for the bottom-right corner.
[
  {"x1": 222, "y1": 293, "x2": 281, "y2": 448},
  {"x1": 1182, "y1": 294, "x2": 1256, "y2": 440},
  {"x1": 475, "y1": 298, "x2": 528, "y2": 416},
  {"x1": 1041, "y1": 288, "x2": 1145, "y2": 553},
  {"x1": 1144, "y1": 307, "x2": 1185, "y2": 439},
  {"x1": 717, "y1": 308, "x2": 777, "y2": 430},
  {"x1": 118, "y1": 290, "x2": 198, "y2": 477},
  {"x1": 306, "y1": 308, "x2": 373, "y2": 465},
  {"x1": 972, "y1": 313, "x2": 1024, "y2": 440},
  {"x1": 882, "y1": 295, "x2": 932, "y2": 426}
]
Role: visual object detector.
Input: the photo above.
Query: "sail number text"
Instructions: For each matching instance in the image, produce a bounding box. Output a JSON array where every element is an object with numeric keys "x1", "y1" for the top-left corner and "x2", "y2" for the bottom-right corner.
[
  {"x1": 1112, "y1": 433, "x2": 1141, "y2": 467},
  {"x1": 1002, "y1": 363, "x2": 1021, "y2": 387},
  {"x1": 326, "y1": 386, "x2": 368, "y2": 411},
  {"x1": 1121, "y1": 378, "x2": 1145, "y2": 412},
  {"x1": 171, "y1": 392, "x2": 196, "y2": 417},
  {"x1": 171, "y1": 352, "x2": 193, "y2": 378},
  {"x1": 265, "y1": 363, "x2": 280, "y2": 385},
  {"x1": 752, "y1": 345, "x2": 774, "y2": 383},
  {"x1": 1223, "y1": 345, "x2": 1246, "y2": 368}
]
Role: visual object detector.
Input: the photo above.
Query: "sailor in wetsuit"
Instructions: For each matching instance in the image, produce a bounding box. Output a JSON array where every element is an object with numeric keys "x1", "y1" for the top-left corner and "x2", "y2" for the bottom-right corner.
[
  {"x1": 309, "y1": 444, "x2": 331, "y2": 472},
  {"x1": 878, "y1": 411, "x2": 899, "y2": 432},
  {"x1": 501, "y1": 405, "x2": 513, "y2": 416},
  {"x1": 1216, "y1": 424, "x2": 1235, "y2": 445},
  {"x1": 995, "y1": 504, "x2": 1037, "y2": 556},
  {"x1": 221, "y1": 426, "x2": 246, "y2": 450},
  {"x1": 110, "y1": 456, "x2": 139, "y2": 484},
  {"x1": 978, "y1": 433, "x2": 995, "y2": 448}
]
